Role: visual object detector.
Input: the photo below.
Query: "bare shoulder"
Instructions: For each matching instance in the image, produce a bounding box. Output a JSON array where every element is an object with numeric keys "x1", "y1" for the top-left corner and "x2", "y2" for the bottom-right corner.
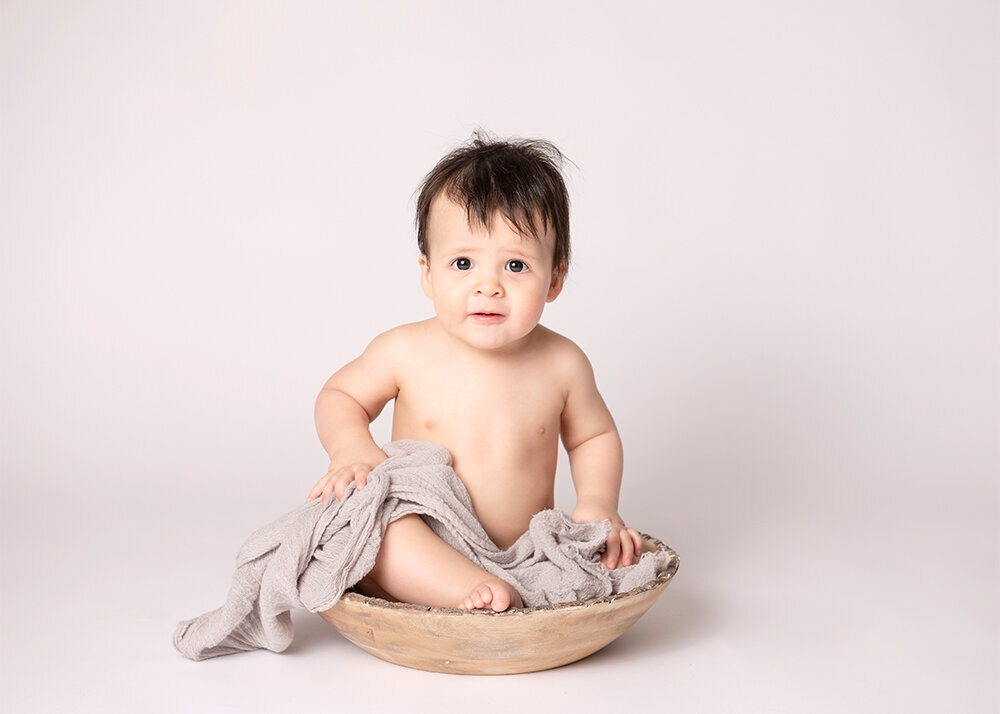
[
  {"x1": 320, "y1": 321, "x2": 438, "y2": 415},
  {"x1": 531, "y1": 325, "x2": 596, "y2": 389},
  {"x1": 327, "y1": 320, "x2": 432, "y2": 388},
  {"x1": 364, "y1": 319, "x2": 435, "y2": 357},
  {"x1": 533, "y1": 324, "x2": 591, "y2": 361}
]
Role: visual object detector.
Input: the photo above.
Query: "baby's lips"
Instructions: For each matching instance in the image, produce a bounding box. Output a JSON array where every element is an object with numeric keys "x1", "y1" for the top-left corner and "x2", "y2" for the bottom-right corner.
[{"x1": 468, "y1": 303, "x2": 505, "y2": 315}]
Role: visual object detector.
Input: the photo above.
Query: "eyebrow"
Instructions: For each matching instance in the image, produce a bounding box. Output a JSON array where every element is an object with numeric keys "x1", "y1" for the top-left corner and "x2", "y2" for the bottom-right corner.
[{"x1": 443, "y1": 242, "x2": 544, "y2": 259}]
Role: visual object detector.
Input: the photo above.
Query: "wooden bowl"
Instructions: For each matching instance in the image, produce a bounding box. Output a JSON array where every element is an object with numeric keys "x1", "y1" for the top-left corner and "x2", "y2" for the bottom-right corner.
[{"x1": 318, "y1": 534, "x2": 679, "y2": 675}]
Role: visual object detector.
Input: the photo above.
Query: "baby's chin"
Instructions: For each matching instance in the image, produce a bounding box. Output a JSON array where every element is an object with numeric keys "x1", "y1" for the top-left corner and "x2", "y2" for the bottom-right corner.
[{"x1": 440, "y1": 318, "x2": 539, "y2": 353}]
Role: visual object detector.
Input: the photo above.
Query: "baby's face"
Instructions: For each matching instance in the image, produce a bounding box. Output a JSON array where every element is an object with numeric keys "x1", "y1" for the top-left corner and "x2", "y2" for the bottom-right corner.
[{"x1": 420, "y1": 194, "x2": 563, "y2": 352}]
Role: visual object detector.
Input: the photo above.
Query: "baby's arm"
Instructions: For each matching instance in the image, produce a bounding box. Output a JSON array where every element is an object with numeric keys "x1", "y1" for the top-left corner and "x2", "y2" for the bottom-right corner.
[
  {"x1": 307, "y1": 330, "x2": 402, "y2": 504},
  {"x1": 560, "y1": 346, "x2": 643, "y2": 569}
]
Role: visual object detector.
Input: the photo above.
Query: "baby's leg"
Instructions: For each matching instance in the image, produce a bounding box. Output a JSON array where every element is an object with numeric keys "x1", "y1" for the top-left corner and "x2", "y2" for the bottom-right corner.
[{"x1": 361, "y1": 514, "x2": 522, "y2": 611}]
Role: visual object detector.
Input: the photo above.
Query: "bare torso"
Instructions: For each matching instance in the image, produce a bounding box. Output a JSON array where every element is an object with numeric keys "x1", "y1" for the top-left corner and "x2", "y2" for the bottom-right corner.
[{"x1": 389, "y1": 319, "x2": 569, "y2": 548}]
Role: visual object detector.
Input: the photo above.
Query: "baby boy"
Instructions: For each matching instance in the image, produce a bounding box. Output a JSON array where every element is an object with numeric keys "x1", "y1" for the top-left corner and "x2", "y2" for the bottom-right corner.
[{"x1": 307, "y1": 134, "x2": 641, "y2": 612}]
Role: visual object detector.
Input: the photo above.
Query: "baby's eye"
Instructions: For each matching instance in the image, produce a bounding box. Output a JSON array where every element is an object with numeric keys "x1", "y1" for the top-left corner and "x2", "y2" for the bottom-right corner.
[
  {"x1": 451, "y1": 258, "x2": 472, "y2": 271},
  {"x1": 506, "y1": 260, "x2": 527, "y2": 273}
]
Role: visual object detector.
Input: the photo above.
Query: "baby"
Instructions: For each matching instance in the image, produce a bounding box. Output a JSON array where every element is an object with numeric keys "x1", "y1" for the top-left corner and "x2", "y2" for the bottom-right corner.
[{"x1": 307, "y1": 134, "x2": 641, "y2": 612}]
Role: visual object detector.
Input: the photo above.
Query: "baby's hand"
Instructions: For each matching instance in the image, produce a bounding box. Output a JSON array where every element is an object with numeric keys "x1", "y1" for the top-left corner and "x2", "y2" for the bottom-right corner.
[
  {"x1": 571, "y1": 500, "x2": 643, "y2": 570},
  {"x1": 307, "y1": 446, "x2": 388, "y2": 505}
]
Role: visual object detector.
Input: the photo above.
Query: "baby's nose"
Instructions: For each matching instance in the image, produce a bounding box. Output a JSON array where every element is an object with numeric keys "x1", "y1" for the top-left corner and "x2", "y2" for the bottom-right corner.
[{"x1": 475, "y1": 277, "x2": 503, "y2": 297}]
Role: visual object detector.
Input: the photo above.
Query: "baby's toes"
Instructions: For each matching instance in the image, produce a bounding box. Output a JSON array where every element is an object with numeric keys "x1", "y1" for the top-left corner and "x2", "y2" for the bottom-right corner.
[
  {"x1": 462, "y1": 587, "x2": 486, "y2": 610},
  {"x1": 488, "y1": 584, "x2": 510, "y2": 612},
  {"x1": 475, "y1": 584, "x2": 494, "y2": 608}
]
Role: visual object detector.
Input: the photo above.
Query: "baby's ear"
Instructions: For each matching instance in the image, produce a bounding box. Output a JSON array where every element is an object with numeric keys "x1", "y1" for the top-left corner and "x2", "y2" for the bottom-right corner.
[
  {"x1": 546, "y1": 270, "x2": 565, "y2": 303},
  {"x1": 419, "y1": 254, "x2": 434, "y2": 299}
]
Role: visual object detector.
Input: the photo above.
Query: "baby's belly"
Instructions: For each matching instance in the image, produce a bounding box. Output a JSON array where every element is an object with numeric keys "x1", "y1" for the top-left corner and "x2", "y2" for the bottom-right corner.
[
  {"x1": 464, "y1": 469, "x2": 556, "y2": 549},
  {"x1": 392, "y1": 425, "x2": 559, "y2": 548}
]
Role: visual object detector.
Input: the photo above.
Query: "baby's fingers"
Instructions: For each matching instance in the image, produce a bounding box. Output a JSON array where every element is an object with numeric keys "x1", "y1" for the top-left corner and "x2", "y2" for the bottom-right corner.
[
  {"x1": 307, "y1": 476, "x2": 332, "y2": 503},
  {"x1": 332, "y1": 471, "x2": 352, "y2": 502},
  {"x1": 618, "y1": 527, "x2": 642, "y2": 567},
  {"x1": 604, "y1": 528, "x2": 622, "y2": 569},
  {"x1": 629, "y1": 528, "x2": 643, "y2": 559},
  {"x1": 319, "y1": 475, "x2": 339, "y2": 506},
  {"x1": 333, "y1": 465, "x2": 371, "y2": 501},
  {"x1": 616, "y1": 528, "x2": 632, "y2": 567}
]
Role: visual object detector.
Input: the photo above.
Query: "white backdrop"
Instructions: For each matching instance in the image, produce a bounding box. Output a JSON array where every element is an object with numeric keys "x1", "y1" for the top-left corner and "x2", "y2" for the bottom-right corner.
[{"x1": 2, "y1": 2, "x2": 997, "y2": 712}]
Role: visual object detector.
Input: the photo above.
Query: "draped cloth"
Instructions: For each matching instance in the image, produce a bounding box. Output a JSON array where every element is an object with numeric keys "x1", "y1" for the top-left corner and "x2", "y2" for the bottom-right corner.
[{"x1": 173, "y1": 440, "x2": 665, "y2": 661}]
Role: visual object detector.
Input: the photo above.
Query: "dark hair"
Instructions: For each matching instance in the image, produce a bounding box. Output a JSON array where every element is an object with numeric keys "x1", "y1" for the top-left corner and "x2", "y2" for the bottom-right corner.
[{"x1": 415, "y1": 130, "x2": 572, "y2": 276}]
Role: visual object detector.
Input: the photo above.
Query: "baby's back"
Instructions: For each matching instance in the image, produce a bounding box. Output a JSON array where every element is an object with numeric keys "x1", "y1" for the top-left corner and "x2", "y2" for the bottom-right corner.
[{"x1": 389, "y1": 319, "x2": 575, "y2": 547}]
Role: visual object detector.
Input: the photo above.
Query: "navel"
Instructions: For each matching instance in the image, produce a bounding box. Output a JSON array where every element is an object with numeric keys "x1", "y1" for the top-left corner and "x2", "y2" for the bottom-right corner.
[
  {"x1": 425, "y1": 419, "x2": 437, "y2": 431},
  {"x1": 538, "y1": 426, "x2": 546, "y2": 435}
]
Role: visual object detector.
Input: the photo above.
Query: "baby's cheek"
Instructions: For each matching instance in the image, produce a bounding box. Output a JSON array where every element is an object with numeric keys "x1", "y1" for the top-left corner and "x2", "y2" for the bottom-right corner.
[
  {"x1": 434, "y1": 294, "x2": 462, "y2": 322},
  {"x1": 522, "y1": 296, "x2": 548, "y2": 325}
]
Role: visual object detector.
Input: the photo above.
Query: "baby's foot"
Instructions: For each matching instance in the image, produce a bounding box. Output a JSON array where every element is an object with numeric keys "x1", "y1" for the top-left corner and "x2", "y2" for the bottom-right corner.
[{"x1": 459, "y1": 578, "x2": 523, "y2": 612}]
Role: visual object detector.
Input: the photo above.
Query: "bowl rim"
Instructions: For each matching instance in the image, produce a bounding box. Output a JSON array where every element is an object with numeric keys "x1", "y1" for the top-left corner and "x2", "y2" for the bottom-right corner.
[{"x1": 328, "y1": 532, "x2": 680, "y2": 618}]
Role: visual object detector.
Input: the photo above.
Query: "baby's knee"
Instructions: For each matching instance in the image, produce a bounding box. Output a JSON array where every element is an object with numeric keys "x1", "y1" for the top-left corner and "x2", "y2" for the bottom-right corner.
[{"x1": 367, "y1": 514, "x2": 426, "y2": 581}]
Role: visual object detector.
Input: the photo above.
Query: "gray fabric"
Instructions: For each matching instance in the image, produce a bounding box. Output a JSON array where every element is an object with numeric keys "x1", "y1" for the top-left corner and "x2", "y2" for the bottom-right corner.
[{"x1": 173, "y1": 440, "x2": 666, "y2": 661}]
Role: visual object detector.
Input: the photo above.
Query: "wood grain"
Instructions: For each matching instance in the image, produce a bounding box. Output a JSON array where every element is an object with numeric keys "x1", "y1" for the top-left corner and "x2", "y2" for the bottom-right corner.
[{"x1": 319, "y1": 534, "x2": 680, "y2": 674}]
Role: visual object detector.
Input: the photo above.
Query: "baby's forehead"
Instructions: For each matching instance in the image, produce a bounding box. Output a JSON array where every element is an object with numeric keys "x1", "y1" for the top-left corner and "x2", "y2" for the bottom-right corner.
[{"x1": 427, "y1": 192, "x2": 554, "y2": 249}]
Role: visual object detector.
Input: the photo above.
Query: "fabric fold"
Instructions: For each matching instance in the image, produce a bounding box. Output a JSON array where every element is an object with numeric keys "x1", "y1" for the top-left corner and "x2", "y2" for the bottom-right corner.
[{"x1": 174, "y1": 440, "x2": 665, "y2": 661}]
